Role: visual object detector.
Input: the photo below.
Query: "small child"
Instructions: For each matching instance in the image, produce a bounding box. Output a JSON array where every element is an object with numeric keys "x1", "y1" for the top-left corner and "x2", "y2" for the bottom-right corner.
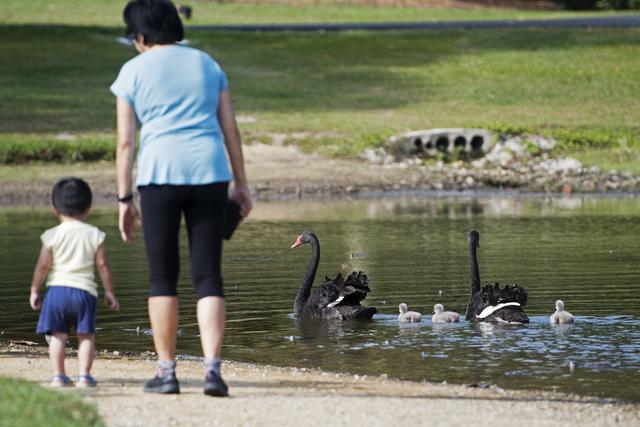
[{"x1": 30, "y1": 177, "x2": 119, "y2": 387}]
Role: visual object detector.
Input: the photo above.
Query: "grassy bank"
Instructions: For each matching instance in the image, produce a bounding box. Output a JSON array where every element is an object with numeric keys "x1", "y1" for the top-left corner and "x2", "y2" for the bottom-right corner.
[
  {"x1": 1, "y1": 23, "x2": 639, "y2": 169},
  {"x1": 1, "y1": 0, "x2": 635, "y2": 26},
  {"x1": 0, "y1": 376, "x2": 103, "y2": 427},
  {"x1": 0, "y1": 134, "x2": 113, "y2": 164},
  {"x1": 3, "y1": 26, "x2": 639, "y2": 134}
]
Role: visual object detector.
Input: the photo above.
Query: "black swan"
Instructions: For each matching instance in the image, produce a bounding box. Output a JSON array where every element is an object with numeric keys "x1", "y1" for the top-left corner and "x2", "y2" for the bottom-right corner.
[
  {"x1": 291, "y1": 231, "x2": 377, "y2": 320},
  {"x1": 465, "y1": 230, "x2": 529, "y2": 324},
  {"x1": 432, "y1": 304, "x2": 460, "y2": 323},
  {"x1": 549, "y1": 300, "x2": 574, "y2": 324},
  {"x1": 398, "y1": 303, "x2": 421, "y2": 323}
]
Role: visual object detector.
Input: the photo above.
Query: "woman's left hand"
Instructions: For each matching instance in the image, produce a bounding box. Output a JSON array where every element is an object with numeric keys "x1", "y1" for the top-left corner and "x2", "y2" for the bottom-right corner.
[{"x1": 230, "y1": 185, "x2": 253, "y2": 218}]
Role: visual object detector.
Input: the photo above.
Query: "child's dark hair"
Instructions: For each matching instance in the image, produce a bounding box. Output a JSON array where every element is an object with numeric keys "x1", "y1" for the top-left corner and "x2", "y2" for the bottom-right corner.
[
  {"x1": 51, "y1": 177, "x2": 93, "y2": 216},
  {"x1": 124, "y1": 0, "x2": 184, "y2": 45}
]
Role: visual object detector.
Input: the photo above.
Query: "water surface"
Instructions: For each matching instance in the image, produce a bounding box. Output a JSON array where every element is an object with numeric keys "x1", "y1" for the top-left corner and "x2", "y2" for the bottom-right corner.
[{"x1": 1, "y1": 193, "x2": 639, "y2": 401}]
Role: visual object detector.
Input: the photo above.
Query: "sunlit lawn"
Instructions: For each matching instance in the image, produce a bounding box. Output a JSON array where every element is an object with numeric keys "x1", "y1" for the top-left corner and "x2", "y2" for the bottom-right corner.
[
  {"x1": 2, "y1": 26, "x2": 638, "y2": 134},
  {"x1": 1, "y1": 2, "x2": 639, "y2": 171}
]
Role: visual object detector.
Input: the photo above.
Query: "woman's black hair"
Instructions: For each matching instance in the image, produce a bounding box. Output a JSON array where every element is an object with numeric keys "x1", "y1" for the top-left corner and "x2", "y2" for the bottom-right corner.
[
  {"x1": 51, "y1": 177, "x2": 93, "y2": 217},
  {"x1": 124, "y1": 0, "x2": 184, "y2": 45}
]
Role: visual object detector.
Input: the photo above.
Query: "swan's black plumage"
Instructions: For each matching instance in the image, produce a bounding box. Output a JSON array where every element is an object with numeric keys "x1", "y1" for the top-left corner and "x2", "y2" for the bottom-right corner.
[
  {"x1": 292, "y1": 231, "x2": 376, "y2": 320},
  {"x1": 465, "y1": 230, "x2": 529, "y2": 324},
  {"x1": 334, "y1": 271, "x2": 371, "y2": 305}
]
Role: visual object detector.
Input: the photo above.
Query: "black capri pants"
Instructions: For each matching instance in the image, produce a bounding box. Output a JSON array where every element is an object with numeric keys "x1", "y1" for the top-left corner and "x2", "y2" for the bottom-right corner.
[{"x1": 138, "y1": 182, "x2": 229, "y2": 299}]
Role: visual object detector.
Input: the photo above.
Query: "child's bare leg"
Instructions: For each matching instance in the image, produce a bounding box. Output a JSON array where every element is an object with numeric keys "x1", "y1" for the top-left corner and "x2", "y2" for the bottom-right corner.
[
  {"x1": 77, "y1": 333, "x2": 95, "y2": 376},
  {"x1": 49, "y1": 332, "x2": 68, "y2": 375}
]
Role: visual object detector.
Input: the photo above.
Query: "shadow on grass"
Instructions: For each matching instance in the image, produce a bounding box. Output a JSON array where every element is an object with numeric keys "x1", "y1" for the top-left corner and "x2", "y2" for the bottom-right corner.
[{"x1": 0, "y1": 24, "x2": 639, "y2": 132}]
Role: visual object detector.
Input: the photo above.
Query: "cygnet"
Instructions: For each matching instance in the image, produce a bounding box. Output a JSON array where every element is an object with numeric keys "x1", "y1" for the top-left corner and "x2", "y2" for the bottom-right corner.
[
  {"x1": 398, "y1": 303, "x2": 422, "y2": 323},
  {"x1": 432, "y1": 303, "x2": 460, "y2": 323},
  {"x1": 549, "y1": 300, "x2": 574, "y2": 324}
]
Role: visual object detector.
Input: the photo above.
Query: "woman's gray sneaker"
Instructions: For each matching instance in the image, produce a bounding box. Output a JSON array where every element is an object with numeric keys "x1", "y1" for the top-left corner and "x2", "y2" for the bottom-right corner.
[
  {"x1": 203, "y1": 370, "x2": 228, "y2": 397},
  {"x1": 144, "y1": 373, "x2": 180, "y2": 394}
]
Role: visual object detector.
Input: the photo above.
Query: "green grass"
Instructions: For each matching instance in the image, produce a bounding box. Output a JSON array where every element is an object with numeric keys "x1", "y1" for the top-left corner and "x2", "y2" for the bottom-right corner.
[
  {"x1": 1, "y1": 0, "x2": 635, "y2": 26},
  {"x1": 571, "y1": 148, "x2": 640, "y2": 173},
  {"x1": 1, "y1": 19, "x2": 640, "y2": 170},
  {"x1": 0, "y1": 376, "x2": 103, "y2": 427},
  {"x1": 0, "y1": 133, "x2": 114, "y2": 163},
  {"x1": 1, "y1": 26, "x2": 639, "y2": 131}
]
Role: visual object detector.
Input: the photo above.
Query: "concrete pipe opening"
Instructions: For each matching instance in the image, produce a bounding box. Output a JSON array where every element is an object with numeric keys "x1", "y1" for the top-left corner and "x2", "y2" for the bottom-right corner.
[
  {"x1": 436, "y1": 136, "x2": 449, "y2": 152},
  {"x1": 414, "y1": 137, "x2": 423, "y2": 149},
  {"x1": 471, "y1": 135, "x2": 484, "y2": 151},
  {"x1": 454, "y1": 136, "x2": 467, "y2": 150}
]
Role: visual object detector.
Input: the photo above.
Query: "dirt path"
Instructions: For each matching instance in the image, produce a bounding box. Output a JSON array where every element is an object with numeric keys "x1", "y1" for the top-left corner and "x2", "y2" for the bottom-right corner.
[
  {"x1": 0, "y1": 144, "x2": 424, "y2": 206},
  {"x1": 1, "y1": 348, "x2": 639, "y2": 427},
  {"x1": 1, "y1": 142, "x2": 638, "y2": 207},
  {"x1": 243, "y1": 0, "x2": 558, "y2": 10},
  {"x1": 190, "y1": 15, "x2": 640, "y2": 32}
]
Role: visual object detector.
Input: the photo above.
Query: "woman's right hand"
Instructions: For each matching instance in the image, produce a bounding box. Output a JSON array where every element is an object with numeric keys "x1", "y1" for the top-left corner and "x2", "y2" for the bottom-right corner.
[
  {"x1": 119, "y1": 201, "x2": 140, "y2": 243},
  {"x1": 230, "y1": 185, "x2": 253, "y2": 218}
]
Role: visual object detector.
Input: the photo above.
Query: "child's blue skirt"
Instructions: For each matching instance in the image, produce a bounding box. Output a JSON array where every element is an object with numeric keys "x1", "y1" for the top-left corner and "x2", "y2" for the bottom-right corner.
[{"x1": 36, "y1": 286, "x2": 97, "y2": 335}]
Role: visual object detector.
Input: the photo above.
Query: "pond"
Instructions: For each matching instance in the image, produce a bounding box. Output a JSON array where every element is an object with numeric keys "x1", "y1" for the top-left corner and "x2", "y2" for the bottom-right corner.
[{"x1": 1, "y1": 192, "x2": 639, "y2": 402}]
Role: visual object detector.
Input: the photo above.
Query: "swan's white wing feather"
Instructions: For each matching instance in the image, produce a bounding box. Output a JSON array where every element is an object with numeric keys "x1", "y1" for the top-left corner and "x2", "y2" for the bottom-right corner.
[
  {"x1": 476, "y1": 302, "x2": 520, "y2": 319},
  {"x1": 326, "y1": 295, "x2": 344, "y2": 308}
]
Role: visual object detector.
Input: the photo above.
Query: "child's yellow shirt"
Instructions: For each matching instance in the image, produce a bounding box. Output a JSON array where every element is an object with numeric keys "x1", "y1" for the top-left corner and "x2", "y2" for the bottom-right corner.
[{"x1": 41, "y1": 220, "x2": 105, "y2": 297}]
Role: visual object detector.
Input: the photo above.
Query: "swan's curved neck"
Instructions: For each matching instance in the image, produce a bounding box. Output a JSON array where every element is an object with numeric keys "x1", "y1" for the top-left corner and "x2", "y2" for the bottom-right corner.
[
  {"x1": 294, "y1": 234, "x2": 319, "y2": 316},
  {"x1": 469, "y1": 240, "x2": 481, "y2": 295},
  {"x1": 466, "y1": 233, "x2": 481, "y2": 321}
]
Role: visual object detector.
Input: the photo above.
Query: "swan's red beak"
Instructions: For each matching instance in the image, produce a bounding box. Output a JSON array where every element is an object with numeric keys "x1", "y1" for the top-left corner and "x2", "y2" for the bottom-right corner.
[{"x1": 291, "y1": 235, "x2": 303, "y2": 249}]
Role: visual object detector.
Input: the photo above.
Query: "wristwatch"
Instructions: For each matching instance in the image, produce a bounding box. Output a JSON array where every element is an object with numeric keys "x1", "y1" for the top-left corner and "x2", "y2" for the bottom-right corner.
[{"x1": 117, "y1": 194, "x2": 133, "y2": 203}]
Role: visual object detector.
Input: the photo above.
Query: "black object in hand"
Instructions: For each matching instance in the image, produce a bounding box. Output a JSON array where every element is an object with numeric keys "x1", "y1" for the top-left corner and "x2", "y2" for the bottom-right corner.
[{"x1": 224, "y1": 200, "x2": 242, "y2": 240}]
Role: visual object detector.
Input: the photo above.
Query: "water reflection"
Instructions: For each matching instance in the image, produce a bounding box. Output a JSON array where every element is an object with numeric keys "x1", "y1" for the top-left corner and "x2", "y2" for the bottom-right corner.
[{"x1": 1, "y1": 194, "x2": 639, "y2": 401}]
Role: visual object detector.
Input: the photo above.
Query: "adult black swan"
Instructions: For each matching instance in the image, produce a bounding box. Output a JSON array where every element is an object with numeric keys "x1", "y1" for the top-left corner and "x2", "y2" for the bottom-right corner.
[
  {"x1": 465, "y1": 230, "x2": 529, "y2": 324},
  {"x1": 291, "y1": 231, "x2": 377, "y2": 320}
]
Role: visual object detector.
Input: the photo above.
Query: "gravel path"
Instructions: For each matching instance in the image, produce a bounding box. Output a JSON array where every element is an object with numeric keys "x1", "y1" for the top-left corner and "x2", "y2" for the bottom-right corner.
[
  {"x1": 0, "y1": 144, "x2": 423, "y2": 206},
  {"x1": 1, "y1": 350, "x2": 639, "y2": 427}
]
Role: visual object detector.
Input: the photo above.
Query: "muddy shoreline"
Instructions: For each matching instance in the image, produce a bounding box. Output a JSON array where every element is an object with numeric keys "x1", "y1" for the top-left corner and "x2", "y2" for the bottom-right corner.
[{"x1": 1, "y1": 144, "x2": 638, "y2": 207}]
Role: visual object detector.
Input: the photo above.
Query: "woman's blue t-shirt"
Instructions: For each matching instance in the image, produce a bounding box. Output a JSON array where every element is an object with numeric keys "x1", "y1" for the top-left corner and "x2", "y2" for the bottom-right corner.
[{"x1": 110, "y1": 45, "x2": 233, "y2": 186}]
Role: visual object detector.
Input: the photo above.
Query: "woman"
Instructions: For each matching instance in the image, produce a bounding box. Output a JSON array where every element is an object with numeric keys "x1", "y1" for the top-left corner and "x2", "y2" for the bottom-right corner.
[{"x1": 110, "y1": 0, "x2": 252, "y2": 397}]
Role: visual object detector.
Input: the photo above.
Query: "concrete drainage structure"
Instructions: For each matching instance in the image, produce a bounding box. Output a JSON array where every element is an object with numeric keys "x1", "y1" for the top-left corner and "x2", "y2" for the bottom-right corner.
[{"x1": 393, "y1": 128, "x2": 493, "y2": 159}]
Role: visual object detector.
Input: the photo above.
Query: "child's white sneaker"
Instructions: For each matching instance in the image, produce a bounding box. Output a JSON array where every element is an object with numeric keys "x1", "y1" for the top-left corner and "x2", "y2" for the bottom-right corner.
[
  {"x1": 50, "y1": 374, "x2": 73, "y2": 387},
  {"x1": 76, "y1": 374, "x2": 97, "y2": 388}
]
